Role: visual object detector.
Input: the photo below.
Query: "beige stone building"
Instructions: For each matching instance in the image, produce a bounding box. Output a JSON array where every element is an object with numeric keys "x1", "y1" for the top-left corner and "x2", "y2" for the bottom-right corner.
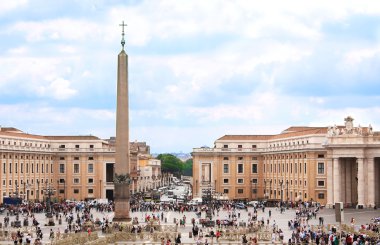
[
  {"x1": 192, "y1": 117, "x2": 380, "y2": 208},
  {"x1": 0, "y1": 127, "x2": 162, "y2": 203}
]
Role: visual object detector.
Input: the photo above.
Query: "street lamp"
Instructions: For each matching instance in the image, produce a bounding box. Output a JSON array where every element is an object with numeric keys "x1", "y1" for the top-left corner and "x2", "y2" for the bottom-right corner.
[
  {"x1": 264, "y1": 179, "x2": 267, "y2": 199},
  {"x1": 286, "y1": 180, "x2": 289, "y2": 209},
  {"x1": 205, "y1": 183, "x2": 213, "y2": 220},
  {"x1": 269, "y1": 180, "x2": 272, "y2": 199},
  {"x1": 279, "y1": 180, "x2": 284, "y2": 206},
  {"x1": 36, "y1": 179, "x2": 40, "y2": 202},
  {"x1": 43, "y1": 183, "x2": 56, "y2": 218}
]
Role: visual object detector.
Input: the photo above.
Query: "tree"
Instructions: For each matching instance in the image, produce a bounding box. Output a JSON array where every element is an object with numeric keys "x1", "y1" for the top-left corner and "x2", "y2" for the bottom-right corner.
[
  {"x1": 157, "y1": 154, "x2": 184, "y2": 177},
  {"x1": 182, "y1": 158, "x2": 193, "y2": 176}
]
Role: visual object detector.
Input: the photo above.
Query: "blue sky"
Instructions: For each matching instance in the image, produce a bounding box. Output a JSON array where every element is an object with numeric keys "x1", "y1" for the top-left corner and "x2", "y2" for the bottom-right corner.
[{"x1": 1, "y1": 0, "x2": 380, "y2": 153}]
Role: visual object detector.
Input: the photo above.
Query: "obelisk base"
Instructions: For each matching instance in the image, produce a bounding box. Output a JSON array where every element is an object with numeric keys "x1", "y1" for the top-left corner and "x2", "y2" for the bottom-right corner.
[{"x1": 113, "y1": 183, "x2": 131, "y2": 222}]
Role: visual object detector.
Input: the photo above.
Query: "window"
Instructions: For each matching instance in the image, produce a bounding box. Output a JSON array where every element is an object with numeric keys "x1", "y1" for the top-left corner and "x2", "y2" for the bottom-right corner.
[
  {"x1": 51, "y1": 164, "x2": 53, "y2": 173},
  {"x1": 59, "y1": 157, "x2": 65, "y2": 160},
  {"x1": 237, "y1": 189, "x2": 244, "y2": 194},
  {"x1": 238, "y1": 164, "x2": 243, "y2": 173},
  {"x1": 318, "y1": 162, "x2": 324, "y2": 174},
  {"x1": 251, "y1": 164, "x2": 257, "y2": 173},
  {"x1": 223, "y1": 179, "x2": 229, "y2": 184},
  {"x1": 318, "y1": 193, "x2": 325, "y2": 199},
  {"x1": 41, "y1": 164, "x2": 44, "y2": 173},
  {"x1": 88, "y1": 178, "x2": 94, "y2": 184},
  {"x1": 223, "y1": 189, "x2": 229, "y2": 194},
  {"x1": 59, "y1": 190, "x2": 65, "y2": 194},
  {"x1": 59, "y1": 164, "x2": 65, "y2": 173},
  {"x1": 252, "y1": 157, "x2": 257, "y2": 160},
  {"x1": 36, "y1": 163, "x2": 38, "y2": 173},
  {"x1": 3, "y1": 163, "x2": 5, "y2": 174},
  {"x1": 237, "y1": 179, "x2": 243, "y2": 184},
  {"x1": 317, "y1": 180, "x2": 324, "y2": 186},
  {"x1": 252, "y1": 189, "x2": 257, "y2": 194},
  {"x1": 74, "y1": 164, "x2": 79, "y2": 173},
  {"x1": 223, "y1": 157, "x2": 229, "y2": 160},
  {"x1": 88, "y1": 164, "x2": 94, "y2": 173},
  {"x1": 59, "y1": 179, "x2": 65, "y2": 184},
  {"x1": 26, "y1": 163, "x2": 28, "y2": 173},
  {"x1": 223, "y1": 145, "x2": 228, "y2": 149},
  {"x1": 252, "y1": 145, "x2": 257, "y2": 149},
  {"x1": 252, "y1": 178, "x2": 258, "y2": 184},
  {"x1": 238, "y1": 145, "x2": 242, "y2": 151},
  {"x1": 223, "y1": 164, "x2": 229, "y2": 174},
  {"x1": 21, "y1": 163, "x2": 23, "y2": 173},
  {"x1": 88, "y1": 156, "x2": 94, "y2": 160},
  {"x1": 15, "y1": 163, "x2": 18, "y2": 173},
  {"x1": 75, "y1": 145, "x2": 80, "y2": 149},
  {"x1": 88, "y1": 189, "x2": 93, "y2": 194},
  {"x1": 238, "y1": 157, "x2": 243, "y2": 161},
  {"x1": 318, "y1": 154, "x2": 324, "y2": 158},
  {"x1": 89, "y1": 145, "x2": 94, "y2": 149},
  {"x1": 59, "y1": 145, "x2": 65, "y2": 149},
  {"x1": 304, "y1": 193, "x2": 307, "y2": 198},
  {"x1": 9, "y1": 163, "x2": 12, "y2": 173},
  {"x1": 74, "y1": 157, "x2": 79, "y2": 160},
  {"x1": 74, "y1": 189, "x2": 79, "y2": 194},
  {"x1": 304, "y1": 162, "x2": 307, "y2": 174},
  {"x1": 74, "y1": 178, "x2": 80, "y2": 184}
]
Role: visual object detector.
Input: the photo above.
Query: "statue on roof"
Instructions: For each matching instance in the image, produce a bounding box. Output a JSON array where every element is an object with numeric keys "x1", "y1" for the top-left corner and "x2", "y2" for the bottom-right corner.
[{"x1": 368, "y1": 124, "x2": 373, "y2": 136}]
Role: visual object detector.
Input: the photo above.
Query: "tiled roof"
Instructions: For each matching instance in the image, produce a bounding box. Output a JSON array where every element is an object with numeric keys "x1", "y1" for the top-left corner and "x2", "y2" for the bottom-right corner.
[
  {"x1": 0, "y1": 131, "x2": 46, "y2": 140},
  {"x1": 217, "y1": 127, "x2": 328, "y2": 141},
  {"x1": 217, "y1": 135, "x2": 273, "y2": 141},
  {"x1": 44, "y1": 135, "x2": 101, "y2": 140}
]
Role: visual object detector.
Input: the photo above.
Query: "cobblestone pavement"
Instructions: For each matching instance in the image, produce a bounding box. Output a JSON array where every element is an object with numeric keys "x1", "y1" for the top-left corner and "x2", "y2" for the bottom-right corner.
[{"x1": 0, "y1": 205, "x2": 378, "y2": 244}]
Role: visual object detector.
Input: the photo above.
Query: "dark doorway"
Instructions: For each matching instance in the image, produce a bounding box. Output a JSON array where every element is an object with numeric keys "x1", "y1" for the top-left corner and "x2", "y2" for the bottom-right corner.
[
  {"x1": 106, "y1": 163, "x2": 114, "y2": 182},
  {"x1": 106, "y1": 189, "x2": 114, "y2": 201}
]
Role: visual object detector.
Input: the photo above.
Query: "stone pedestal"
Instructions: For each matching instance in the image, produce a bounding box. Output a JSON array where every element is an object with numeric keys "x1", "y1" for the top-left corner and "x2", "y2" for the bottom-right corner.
[{"x1": 113, "y1": 183, "x2": 131, "y2": 222}]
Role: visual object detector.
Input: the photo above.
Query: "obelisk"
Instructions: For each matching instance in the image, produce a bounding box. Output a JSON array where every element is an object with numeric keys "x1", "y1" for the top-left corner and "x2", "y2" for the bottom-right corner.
[{"x1": 113, "y1": 21, "x2": 131, "y2": 222}]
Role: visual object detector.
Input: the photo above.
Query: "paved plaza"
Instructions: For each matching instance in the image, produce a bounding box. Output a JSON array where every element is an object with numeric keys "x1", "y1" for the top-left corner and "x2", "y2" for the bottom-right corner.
[{"x1": 0, "y1": 202, "x2": 378, "y2": 244}]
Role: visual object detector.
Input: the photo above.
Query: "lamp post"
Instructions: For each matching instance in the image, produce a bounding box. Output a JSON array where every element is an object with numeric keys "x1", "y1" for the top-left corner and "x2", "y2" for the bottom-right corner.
[
  {"x1": 206, "y1": 183, "x2": 213, "y2": 220},
  {"x1": 286, "y1": 180, "x2": 289, "y2": 209},
  {"x1": 63, "y1": 179, "x2": 66, "y2": 201},
  {"x1": 279, "y1": 180, "x2": 284, "y2": 207},
  {"x1": 99, "y1": 179, "x2": 102, "y2": 198},
  {"x1": 269, "y1": 180, "x2": 272, "y2": 199},
  {"x1": 36, "y1": 179, "x2": 40, "y2": 202},
  {"x1": 44, "y1": 183, "x2": 56, "y2": 218},
  {"x1": 264, "y1": 180, "x2": 267, "y2": 199}
]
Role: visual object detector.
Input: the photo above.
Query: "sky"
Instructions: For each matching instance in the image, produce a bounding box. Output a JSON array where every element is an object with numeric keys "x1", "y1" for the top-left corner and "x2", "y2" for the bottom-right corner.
[{"x1": 1, "y1": 0, "x2": 380, "y2": 153}]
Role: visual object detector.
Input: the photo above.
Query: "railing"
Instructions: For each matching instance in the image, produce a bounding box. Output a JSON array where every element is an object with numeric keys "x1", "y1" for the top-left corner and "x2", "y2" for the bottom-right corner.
[{"x1": 0, "y1": 145, "x2": 116, "y2": 153}]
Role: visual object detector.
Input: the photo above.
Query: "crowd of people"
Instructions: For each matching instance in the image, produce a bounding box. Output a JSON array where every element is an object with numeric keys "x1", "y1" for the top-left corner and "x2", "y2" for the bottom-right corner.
[{"x1": 0, "y1": 191, "x2": 378, "y2": 244}]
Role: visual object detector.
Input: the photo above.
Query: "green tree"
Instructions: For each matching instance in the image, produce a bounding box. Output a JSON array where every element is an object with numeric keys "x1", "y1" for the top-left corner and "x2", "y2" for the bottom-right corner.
[
  {"x1": 182, "y1": 158, "x2": 193, "y2": 176},
  {"x1": 157, "y1": 154, "x2": 184, "y2": 177}
]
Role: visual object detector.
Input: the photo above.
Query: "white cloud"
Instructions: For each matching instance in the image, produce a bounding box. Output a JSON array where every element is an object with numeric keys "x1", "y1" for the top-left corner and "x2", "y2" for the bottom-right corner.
[
  {"x1": 10, "y1": 18, "x2": 105, "y2": 42},
  {"x1": 0, "y1": 0, "x2": 28, "y2": 15},
  {"x1": 36, "y1": 77, "x2": 77, "y2": 100}
]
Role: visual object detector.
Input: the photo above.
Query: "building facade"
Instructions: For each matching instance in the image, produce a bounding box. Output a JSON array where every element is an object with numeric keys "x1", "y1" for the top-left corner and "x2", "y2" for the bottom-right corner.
[
  {"x1": 192, "y1": 117, "x2": 380, "y2": 208},
  {"x1": 0, "y1": 127, "x2": 162, "y2": 203}
]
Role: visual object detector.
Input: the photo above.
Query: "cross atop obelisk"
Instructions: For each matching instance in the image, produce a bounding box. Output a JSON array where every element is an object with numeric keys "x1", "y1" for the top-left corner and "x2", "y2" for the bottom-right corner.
[
  {"x1": 119, "y1": 21, "x2": 127, "y2": 49},
  {"x1": 114, "y1": 20, "x2": 131, "y2": 222}
]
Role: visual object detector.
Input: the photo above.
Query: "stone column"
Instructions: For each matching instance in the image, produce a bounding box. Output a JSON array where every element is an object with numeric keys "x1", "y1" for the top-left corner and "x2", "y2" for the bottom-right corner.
[
  {"x1": 345, "y1": 160, "x2": 352, "y2": 205},
  {"x1": 333, "y1": 158, "x2": 341, "y2": 204},
  {"x1": 357, "y1": 158, "x2": 365, "y2": 208},
  {"x1": 367, "y1": 157, "x2": 375, "y2": 207},
  {"x1": 327, "y1": 158, "x2": 334, "y2": 207}
]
